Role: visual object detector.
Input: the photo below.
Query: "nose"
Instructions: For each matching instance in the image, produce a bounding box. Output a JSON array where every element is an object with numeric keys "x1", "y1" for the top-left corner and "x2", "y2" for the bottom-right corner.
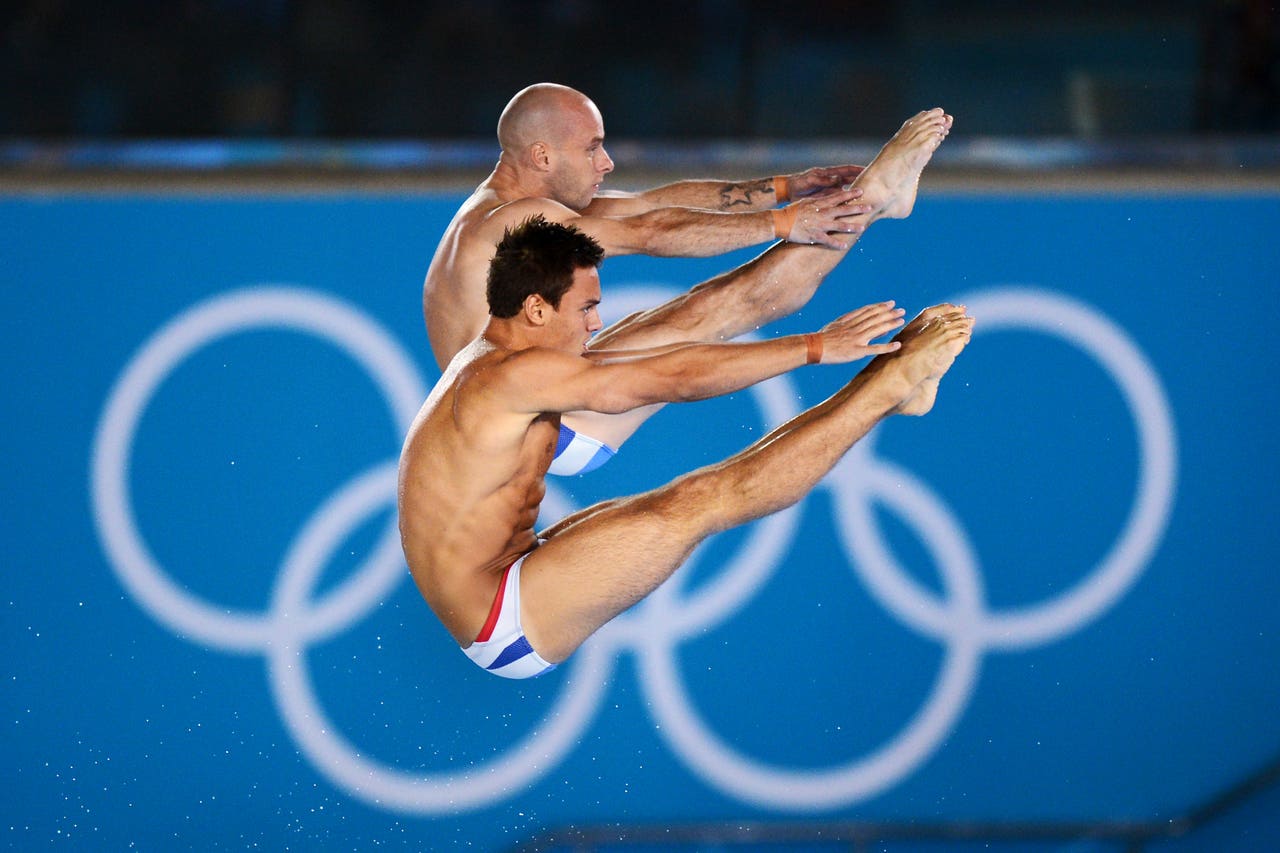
[
  {"x1": 597, "y1": 146, "x2": 614, "y2": 175},
  {"x1": 587, "y1": 308, "x2": 603, "y2": 332}
]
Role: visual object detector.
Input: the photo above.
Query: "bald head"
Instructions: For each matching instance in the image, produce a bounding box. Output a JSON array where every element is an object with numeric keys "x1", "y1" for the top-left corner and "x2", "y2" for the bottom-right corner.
[{"x1": 497, "y1": 83, "x2": 600, "y2": 153}]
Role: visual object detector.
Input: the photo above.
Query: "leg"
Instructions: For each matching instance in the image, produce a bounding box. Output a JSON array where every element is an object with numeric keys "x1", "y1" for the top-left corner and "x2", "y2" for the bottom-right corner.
[
  {"x1": 592, "y1": 109, "x2": 952, "y2": 350},
  {"x1": 563, "y1": 108, "x2": 953, "y2": 451},
  {"x1": 521, "y1": 304, "x2": 973, "y2": 662}
]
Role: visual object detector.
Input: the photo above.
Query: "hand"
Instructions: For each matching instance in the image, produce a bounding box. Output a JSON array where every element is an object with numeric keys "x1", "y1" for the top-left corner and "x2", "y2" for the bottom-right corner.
[
  {"x1": 787, "y1": 165, "x2": 865, "y2": 199},
  {"x1": 780, "y1": 186, "x2": 871, "y2": 249},
  {"x1": 811, "y1": 301, "x2": 906, "y2": 364}
]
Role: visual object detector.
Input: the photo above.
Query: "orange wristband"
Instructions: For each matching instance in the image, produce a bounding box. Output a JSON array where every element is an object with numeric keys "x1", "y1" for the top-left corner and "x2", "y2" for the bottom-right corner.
[
  {"x1": 804, "y1": 333, "x2": 823, "y2": 365},
  {"x1": 772, "y1": 175, "x2": 791, "y2": 203},
  {"x1": 771, "y1": 205, "x2": 797, "y2": 240}
]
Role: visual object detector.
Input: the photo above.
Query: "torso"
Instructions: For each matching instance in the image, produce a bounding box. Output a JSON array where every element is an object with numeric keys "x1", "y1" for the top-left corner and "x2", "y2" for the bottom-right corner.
[
  {"x1": 422, "y1": 187, "x2": 506, "y2": 370},
  {"x1": 422, "y1": 178, "x2": 575, "y2": 370},
  {"x1": 397, "y1": 338, "x2": 558, "y2": 645}
]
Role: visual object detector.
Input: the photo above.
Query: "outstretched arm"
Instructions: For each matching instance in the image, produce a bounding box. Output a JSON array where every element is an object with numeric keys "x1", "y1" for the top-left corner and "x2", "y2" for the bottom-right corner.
[
  {"x1": 583, "y1": 164, "x2": 866, "y2": 216},
  {"x1": 498, "y1": 188, "x2": 872, "y2": 256},
  {"x1": 500, "y1": 301, "x2": 906, "y2": 417}
]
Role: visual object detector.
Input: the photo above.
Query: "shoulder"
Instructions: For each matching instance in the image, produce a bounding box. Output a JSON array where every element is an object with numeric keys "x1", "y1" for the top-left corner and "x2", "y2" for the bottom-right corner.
[
  {"x1": 486, "y1": 196, "x2": 579, "y2": 230},
  {"x1": 488, "y1": 345, "x2": 585, "y2": 387},
  {"x1": 465, "y1": 346, "x2": 594, "y2": 416}
]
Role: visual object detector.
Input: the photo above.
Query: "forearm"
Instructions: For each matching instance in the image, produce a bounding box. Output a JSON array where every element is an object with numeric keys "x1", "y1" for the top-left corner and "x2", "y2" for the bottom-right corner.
[
  {"x1": 597, "y1": 165, "x2": 862, "y2": 217},
  {"x1": 613, "y1": 335, "x2": 815, "y2": 409},
  {"x1": 635, "y1": 177, "x2": 781, "y2": 212},
  {"x1": 604, "y1": 205, "x2": 777, "y2": 256}
]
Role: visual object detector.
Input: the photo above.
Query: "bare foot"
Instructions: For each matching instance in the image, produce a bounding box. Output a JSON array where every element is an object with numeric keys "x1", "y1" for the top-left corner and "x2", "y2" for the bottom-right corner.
[
  {"x1": 881, "y1": 304, "x2": 973, "y2": 416},
  {"x1": 850, "y1": 109, "x2": 953, "y2": 222}
]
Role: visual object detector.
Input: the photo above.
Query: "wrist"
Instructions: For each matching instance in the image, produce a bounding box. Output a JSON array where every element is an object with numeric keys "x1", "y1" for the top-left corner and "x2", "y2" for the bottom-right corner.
[
  {"x1": 771, "y1": 206, "x2": 797, "y2": 240},
  {"x1": 772, "y1": 175, "x2": 791, "y2": 204},
  {"x1": 804, "y1": 332, "x2": 823, "y2": 365}
]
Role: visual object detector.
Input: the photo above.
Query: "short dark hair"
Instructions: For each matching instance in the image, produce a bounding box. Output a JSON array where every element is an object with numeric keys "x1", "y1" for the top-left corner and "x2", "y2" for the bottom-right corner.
[{"x1": 487, "y1": 215, "x2": 605, "y2": 318}]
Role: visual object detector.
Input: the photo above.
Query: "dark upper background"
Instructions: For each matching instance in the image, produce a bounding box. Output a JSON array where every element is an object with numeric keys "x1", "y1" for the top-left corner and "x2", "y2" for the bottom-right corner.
[{"x1": 2, "y1": 0, "x2": 1275, "y2": 142}]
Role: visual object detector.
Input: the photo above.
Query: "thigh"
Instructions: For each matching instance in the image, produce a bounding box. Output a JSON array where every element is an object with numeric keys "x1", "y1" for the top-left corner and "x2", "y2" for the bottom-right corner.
[{"x1": 520, "y1": 483, "x2": 711, "y2": 662}]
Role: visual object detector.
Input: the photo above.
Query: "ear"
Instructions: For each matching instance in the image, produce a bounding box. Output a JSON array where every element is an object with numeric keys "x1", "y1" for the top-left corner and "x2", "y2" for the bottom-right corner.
[
  {"x1": 523, "y1": 293, "x2": 551, "y2": 325},
  {"x1": 529, "y1": 141, "x2": 552, "y2": 171}
]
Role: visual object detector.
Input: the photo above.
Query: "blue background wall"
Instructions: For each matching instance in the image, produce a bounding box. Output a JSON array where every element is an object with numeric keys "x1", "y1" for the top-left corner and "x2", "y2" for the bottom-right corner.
[{"x1": 3, "y1": 188, "x2": 1278, "y2": 850}]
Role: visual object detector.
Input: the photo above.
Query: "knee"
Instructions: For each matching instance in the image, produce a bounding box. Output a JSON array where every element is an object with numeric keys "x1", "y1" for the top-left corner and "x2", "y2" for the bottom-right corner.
[{"x1": 644, "y1": 469, "x2": 738, "y2": 535}]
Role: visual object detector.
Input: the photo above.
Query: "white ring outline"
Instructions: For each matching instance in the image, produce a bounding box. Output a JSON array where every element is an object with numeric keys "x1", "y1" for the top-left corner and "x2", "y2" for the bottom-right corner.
[
  {"x1": 630, "y1": 287, "x2": 1176, "y2": 807},
  {"x1": 87, "y1": 282, "x2": 1178, "y2": 814},
  {"x1": 265, "y1": 462, "x2": 615, "y2": 813},
  {"x1": 637, "y1": 454, "x2": 985, "y2": 809},
  {"x1": 833, "y1": 287, "x2": 1178, "y2": 648},
  {"x1": 87, "y1": 283, "x2": 805, "y2": 813},
  {"x1": 90, "y1": 287, "x2": 425, "y2": 651}
]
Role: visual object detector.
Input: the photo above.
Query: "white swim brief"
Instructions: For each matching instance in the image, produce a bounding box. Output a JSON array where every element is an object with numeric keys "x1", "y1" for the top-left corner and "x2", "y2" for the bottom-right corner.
[
  {"x1": 462, "y1": 551, "x2": 556, "y2": 679},
  {"x1": 548, "y1": 422, "x2": 615, "y2": 476}
]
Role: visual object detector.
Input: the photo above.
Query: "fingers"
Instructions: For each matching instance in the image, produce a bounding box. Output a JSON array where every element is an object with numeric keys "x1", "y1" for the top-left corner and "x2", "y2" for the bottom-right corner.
[
  {"x1": 807, "y1": 184, "x2": 865, "y2": 203},
  {"x1": 810, "y1": 301, "x2": 912, "y2": 363},
  {"x1": 813, "y1": 233, "x2": 855, "y2": 250},
  {"x1": 814, "y1": 222, "x2": 869, "y2": 248},
  {"x1": 827, "y1": 303, "x2": 906, "y2": 341},
  {"x1": 786, "y1": 187, "x2": 871, "y2": 245},
  {"x1": 817, "y1": 186, "x2": 866, "y2": 207},
  {"x1": 794, "y1": 218, "x2": 866, "y2": 248},
  {"x1": 856, "y1": 305, "x2": 906, "y2": 327},
  {"x1": 859, "y1": 315, "x2": 907, "y2": 341},
  {"x1": 858, "y1": 299, "x2": 898, "y2": 312},
  {"x1": 845, "y1": 300, "x2": 901, "y2": 322},
  {"x1": 793, "y1": 186, "x2": 866, "y2": 209},
  {"x1": 797, "y1": 208, "x2": 870, "y2": 247},
  {"x1": 830, "y1": 301, "x2": 896, "y2": 324},
  {"x1": 793, "y1": 165, "x2": 866, "y2": 197}
]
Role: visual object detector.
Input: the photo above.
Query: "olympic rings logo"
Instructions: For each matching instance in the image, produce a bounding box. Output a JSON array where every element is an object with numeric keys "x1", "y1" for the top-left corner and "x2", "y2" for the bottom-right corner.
[{"x1": 90, "y1": 284, "x2": 1177, "y2": 814}]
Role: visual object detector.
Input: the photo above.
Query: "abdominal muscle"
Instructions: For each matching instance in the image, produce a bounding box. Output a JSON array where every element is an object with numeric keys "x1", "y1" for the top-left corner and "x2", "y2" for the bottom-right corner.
[{"x1": 398, "y1": 401, "x2": 557, "y2": 645}]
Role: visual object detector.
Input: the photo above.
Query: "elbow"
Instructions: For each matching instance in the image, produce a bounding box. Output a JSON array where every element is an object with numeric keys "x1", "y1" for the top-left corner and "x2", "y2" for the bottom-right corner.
[
  {"x1": 593, "y1": 380, "x2": 682, "y2": 414},
  {"x1": 630, "y1": 210, "x2": 685, "y2": 256},
  {"x1": 629, "y1": 225, "x2": 666, "y2": 256},
  {"x1": 593, "y1": 387, "x2": 646, "y2": 414},
  {"x1": 589, "y1": 359, "x2": 699, "y2": 413}
]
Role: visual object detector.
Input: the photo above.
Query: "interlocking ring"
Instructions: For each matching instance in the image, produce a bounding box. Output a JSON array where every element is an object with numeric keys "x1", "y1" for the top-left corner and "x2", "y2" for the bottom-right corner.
[{"x1": 91, "y1": 284, "x2": 1176, "y2": 814}]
